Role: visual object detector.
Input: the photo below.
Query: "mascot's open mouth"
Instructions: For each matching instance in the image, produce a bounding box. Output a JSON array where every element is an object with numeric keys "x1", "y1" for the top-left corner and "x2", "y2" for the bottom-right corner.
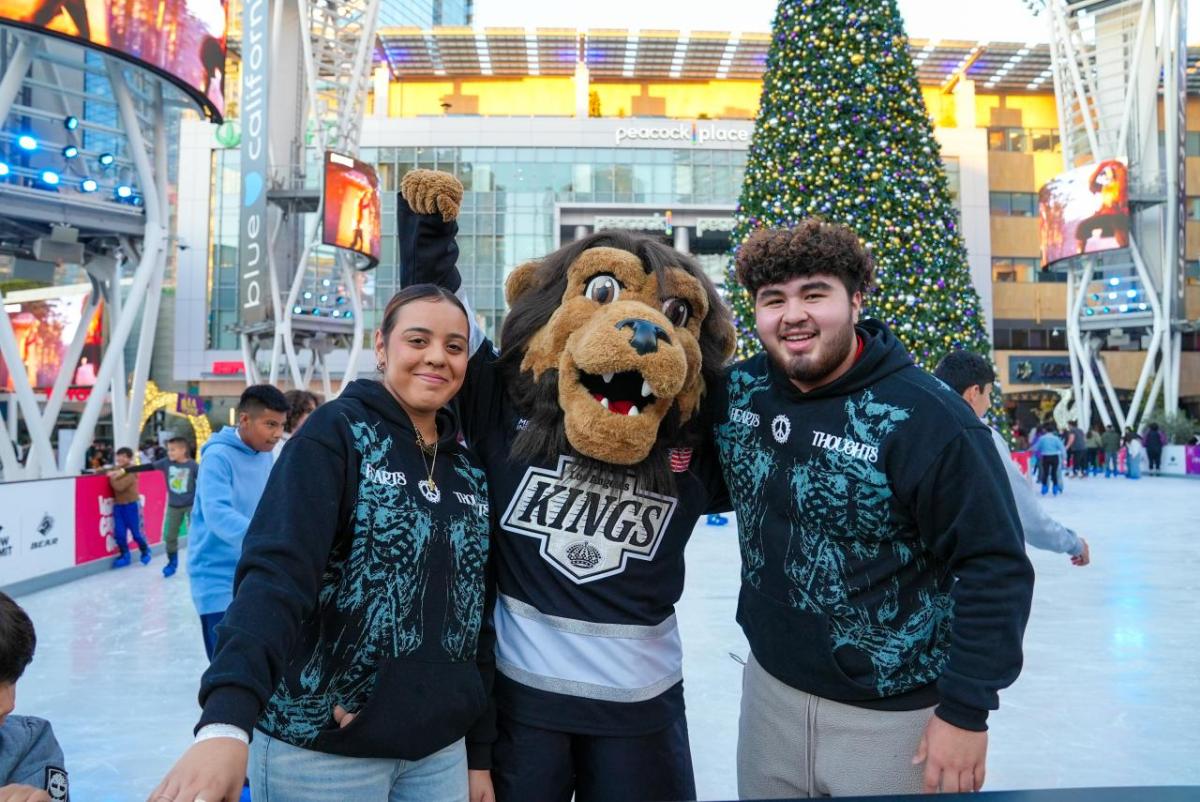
[{"x1": 578, "y1": 369, "x2": 657, "y2": 416}]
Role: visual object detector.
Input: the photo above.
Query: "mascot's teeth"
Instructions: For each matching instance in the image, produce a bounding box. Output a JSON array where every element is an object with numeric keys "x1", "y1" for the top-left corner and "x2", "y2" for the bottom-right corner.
[
  {"x1": 602, "y1": 373, "x2": 614, "y2": 383},
  {"x1": 600, "y1": 397, "x2": 610, "y2": 409},
  {"x1": 641, "y1": 380, "x2": 652, "y2": 398},
  {"x1": 629, "y1": 406, "x2": 640, "y2": 416}
]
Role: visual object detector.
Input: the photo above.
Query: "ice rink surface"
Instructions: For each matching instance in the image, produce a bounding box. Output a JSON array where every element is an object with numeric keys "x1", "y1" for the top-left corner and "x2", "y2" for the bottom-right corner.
[{"x1": 13, "y1": 473, "x2": 1200, "y2": 801}]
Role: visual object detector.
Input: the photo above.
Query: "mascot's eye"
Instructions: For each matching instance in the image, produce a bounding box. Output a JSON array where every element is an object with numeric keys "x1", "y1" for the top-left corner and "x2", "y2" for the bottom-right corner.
[
  {"x1": 585, "y1": 274, "x2": 621, "y2": 305},
  {"x1": 662, "y1": 298, "x2": 692, "y2": 328}
]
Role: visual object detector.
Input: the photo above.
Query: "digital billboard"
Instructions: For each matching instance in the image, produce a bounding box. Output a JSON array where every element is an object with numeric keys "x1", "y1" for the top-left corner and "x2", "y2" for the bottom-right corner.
[
  {"x1": 0, "y1": 289, "x2": 102, "y2": 392},
  {"x1": 1038, "y1": 159, "x2": 1130, "y2": 268},
  {"x1": 0, "y1": 0, "x2": 228, "y2": 120},
  {"x1": 323, "y1": 151, "x2": 382, "y2": 269}
]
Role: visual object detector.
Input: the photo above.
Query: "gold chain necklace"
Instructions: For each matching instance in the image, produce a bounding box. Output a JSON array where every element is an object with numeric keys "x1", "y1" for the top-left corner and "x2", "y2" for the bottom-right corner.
[{"x1": 411, "y1": 418, "x2": 441, "y2": 503}]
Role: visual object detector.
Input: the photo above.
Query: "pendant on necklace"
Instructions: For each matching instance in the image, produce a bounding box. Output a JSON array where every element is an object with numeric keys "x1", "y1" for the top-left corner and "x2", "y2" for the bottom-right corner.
[{"x1": 418, "y1": 479, "x2": 441, "y2": 504}]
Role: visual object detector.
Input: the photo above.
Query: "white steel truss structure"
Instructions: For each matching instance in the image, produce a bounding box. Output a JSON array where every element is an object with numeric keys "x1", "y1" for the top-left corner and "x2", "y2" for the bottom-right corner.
[
  {"x1": 240, "y1": 0, "x2": 381, "y2": 396},
  {"x1": 0, "y1": 30, "x2": 175, "y2": 479},
  {"x1": 1042, "y1": 0, "x2": 1187, "y2": 431}
]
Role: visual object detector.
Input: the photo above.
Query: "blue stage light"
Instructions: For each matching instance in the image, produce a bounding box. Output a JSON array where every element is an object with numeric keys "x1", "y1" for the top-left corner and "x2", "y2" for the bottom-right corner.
[
  {"x1": 41, "y1": 170, "x2": 60, "y2": 186},
  {"x1": 331, "y1": 309, "x2": 341, "y2": 318},
  {"x1": 64, "y1": 116, "x2": 79, "y2": 131},
  {"x1": 99, "y1": 153, "x2": 115, "y2": 167},
  {"x1": 0, "y1": 163, "x2": 8, "y2": 177},
  {"x1": 1109, "y1": 277, "x2": 1120, "y2": 286},
  {"x1": 17, "y1": 135, "x2": 37, "y2": 151},
  {"x1": 80, "y1": 178, "x2": 98, "y2": 192},
  {"x1": 293, "y1": 305, "x2": 303, "y2": 315},
  {"x1": 63, "y1": 145, "x2": 79, "y2": 159},
  {"x1": 115, "y1": 184, "x2": 133, "y2": 199},
  {"x1": 1126, "y1": 289, "x2": 1137, "y2": 298}
]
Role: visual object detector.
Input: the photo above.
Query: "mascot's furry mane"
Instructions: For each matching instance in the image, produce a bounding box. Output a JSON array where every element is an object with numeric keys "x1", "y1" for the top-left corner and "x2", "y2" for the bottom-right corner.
[{"x1": 498, "y1": 229, "x2": 732, "y2": 493}]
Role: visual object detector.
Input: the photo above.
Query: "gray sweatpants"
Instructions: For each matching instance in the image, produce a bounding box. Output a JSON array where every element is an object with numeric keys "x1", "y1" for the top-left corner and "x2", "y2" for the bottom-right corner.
[{"x1": 737, "y1": 651, "x2": 935, "y2": 799}]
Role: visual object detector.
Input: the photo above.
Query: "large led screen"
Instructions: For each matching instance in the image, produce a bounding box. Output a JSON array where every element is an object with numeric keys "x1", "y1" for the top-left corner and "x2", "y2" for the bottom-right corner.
[
  {"x1": 0, "y1": 290, "x2": 103, "y2": 392},
  {"x1": 323, "y1": 151, "x2": 381, "y2": 268},
  {"x1": 0, "y1": 0, "x2": 228, "y2": 120},
  {"x1": 1038, "y1": 159, "x2": 1130, "y2": 267}
]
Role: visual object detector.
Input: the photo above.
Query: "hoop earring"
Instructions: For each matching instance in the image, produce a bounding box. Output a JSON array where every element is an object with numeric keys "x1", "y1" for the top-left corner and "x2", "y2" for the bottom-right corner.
[{"x1": 376, "y1": 361, "x2": 385, "y2": 374}]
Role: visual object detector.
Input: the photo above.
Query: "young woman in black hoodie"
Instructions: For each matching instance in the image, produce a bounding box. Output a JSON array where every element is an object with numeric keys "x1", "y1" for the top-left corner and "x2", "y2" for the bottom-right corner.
[{"x1": 149, "y1": 285, "x2": 496, "y2": 802}]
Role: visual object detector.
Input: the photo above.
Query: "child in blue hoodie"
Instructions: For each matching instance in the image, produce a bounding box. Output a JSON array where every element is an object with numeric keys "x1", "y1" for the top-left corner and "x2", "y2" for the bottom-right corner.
[
  {"x1": 1031, "y1": 420, "x2": 1068, "y2": 495},
  {"x1": 187, "y1": 385, "x2": 288, "y2": 659}
]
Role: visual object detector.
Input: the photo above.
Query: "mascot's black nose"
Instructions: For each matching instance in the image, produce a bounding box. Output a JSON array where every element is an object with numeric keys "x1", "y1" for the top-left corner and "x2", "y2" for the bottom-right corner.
[{"x1": 617, "y1": 318, "x2": 671, "y2": 355}]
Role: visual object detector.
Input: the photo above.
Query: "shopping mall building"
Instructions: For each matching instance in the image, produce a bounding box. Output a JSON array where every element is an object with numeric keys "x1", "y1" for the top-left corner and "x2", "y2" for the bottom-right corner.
[{"x1": 171, "y1": 28, "x2": 1200, "y2": 421}]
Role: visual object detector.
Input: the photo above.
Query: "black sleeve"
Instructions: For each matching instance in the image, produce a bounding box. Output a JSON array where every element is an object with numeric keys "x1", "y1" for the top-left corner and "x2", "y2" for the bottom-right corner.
[
  {"x1": 696, "y1": 443, "x2": 731, "y2": 515},
  {"x1": 911, "y1": 428, "x2": 1035, "y2": 732},
  {"x1": 196, "y1": 433, "x2": 350, "y2": 735},
  {"x1": 397, "y1": 190, "x2": 462, "y2": 291},
  {"x1": 465, "y1": 542, "x2": 498, "y2": 770},
  {"x1": 453, "y1": 340, "x2": 507, "y2": 450}
]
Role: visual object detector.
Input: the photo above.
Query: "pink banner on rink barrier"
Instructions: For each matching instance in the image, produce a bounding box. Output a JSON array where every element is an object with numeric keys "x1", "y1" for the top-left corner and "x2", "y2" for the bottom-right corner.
[
  {"x1": 74, "y1": 471, "x2": 166, "y2": 565},
  {"x1": 1187, "y1": 446, "x2": 1200, "y2": 475}
]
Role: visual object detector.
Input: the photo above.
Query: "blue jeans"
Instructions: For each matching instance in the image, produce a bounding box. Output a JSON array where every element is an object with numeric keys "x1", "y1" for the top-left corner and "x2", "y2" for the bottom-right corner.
[
  {"x1": 1105, "y1": 452, "x2": 1119, "y2": 475},
  {"x1": 112, "y1": 501, "x2": 149, "y2": 556},
  {"x1": 249, "y1": 729, "x2": 467, "y2": 802},
  {"x1": 200, "y1": 611, "x2": 225, "y2": 660}
]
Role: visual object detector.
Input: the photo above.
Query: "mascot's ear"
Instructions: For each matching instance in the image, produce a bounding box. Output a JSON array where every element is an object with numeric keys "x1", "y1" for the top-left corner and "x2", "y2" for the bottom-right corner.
[
  {"x1": 400, "y1": 169, "x2": 463, "y2": 222},
  {"x1": 505, "y1": 261, "x2": 541, "y2": 307}
]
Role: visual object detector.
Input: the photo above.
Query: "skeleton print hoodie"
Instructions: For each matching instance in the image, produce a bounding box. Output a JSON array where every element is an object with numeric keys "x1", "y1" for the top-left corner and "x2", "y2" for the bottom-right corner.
[
  {"x1": 712, "y1": 320, "x2": 1034, "y2": 732},
  {"x1": 196, "y1": 379, "x2": 495, "y2": 767}
]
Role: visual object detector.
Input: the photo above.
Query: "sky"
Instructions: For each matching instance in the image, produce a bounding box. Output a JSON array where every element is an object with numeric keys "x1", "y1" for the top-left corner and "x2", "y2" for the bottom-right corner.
[{"x1": 473, "y1": 0, "x2": 1200, "y2": 43}]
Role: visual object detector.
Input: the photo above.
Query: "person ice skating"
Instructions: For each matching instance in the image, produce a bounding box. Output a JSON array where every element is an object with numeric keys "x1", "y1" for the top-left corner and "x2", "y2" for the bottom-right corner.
[
  {"x1": 273, "y1": 389, "x2": 321, "y2": 462},
  {"x1": 153, "y1": 437, "x2": 199, "y2": 578},
  {"x1": 1066, "y1": 420, "x2": 1087, "y2": 478},
  {"x1": 1085, "y1": 424, "x2": 1103, "y2": 476},
  {"x1": 935, "y1": 351, "x2": 1090, "y2": 567},
  {"x1": 150, "y1": 286, "x2": 495, "y2": 802},
  {"x1": 1125, "y1": 431, "x2": 1144, "y2": 479},
  {"x1": 1101, "y1": 424, "x2": 1122, "y2": 477},
  {"x1": 187, "y1": 385, "x2": 286, "y2": 659},
  {"x1": 1032, "y1": 421, "x2": 1067, "y2": 495},
  {"x1": 1142, "y1": 422, "x2": 1165, "y2": 475},
  {"x1": 0, "y1": 593, "x2": 69, "y2": 801},
  {"x1": 717, "y1": 222, "x2": 1033, "y2": 798},
  {"x1": 108, "y1": 447, "x2": 152, "y2": 568}
]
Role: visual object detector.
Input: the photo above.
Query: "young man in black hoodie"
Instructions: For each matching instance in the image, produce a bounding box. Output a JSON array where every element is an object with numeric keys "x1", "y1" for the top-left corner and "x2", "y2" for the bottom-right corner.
[{"x1": 713, "y1": 221, "x2": 1034, "y2": 798}]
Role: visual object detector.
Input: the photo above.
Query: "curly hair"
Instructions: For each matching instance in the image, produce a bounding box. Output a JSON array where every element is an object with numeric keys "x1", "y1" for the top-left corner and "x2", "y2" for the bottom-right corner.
[{"x1": 735, "y1": 219, "x2": 874, "y2": 299}]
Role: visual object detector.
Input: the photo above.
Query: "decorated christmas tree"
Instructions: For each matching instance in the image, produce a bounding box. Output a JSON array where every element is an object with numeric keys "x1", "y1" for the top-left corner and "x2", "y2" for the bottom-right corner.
[{"x1": 725, "y1": 0, "x2": 993, "y2": 376}]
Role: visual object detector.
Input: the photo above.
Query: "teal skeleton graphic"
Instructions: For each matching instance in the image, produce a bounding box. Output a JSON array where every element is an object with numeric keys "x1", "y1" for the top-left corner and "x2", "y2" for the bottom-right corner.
[
  {"x1": 781, "y1": 392, "x2": 951, "y2": 695},
  {"x1": 716, "y1": 367, "x2": 776, "y2": 588},
  {"x1": 262, "y1": 419, "x2": 489, "y2": 746}
]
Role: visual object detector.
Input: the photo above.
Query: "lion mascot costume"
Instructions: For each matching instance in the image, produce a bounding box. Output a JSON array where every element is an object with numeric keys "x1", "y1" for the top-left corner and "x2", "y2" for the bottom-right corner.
[{"x1": 397, "y1": 168, "x2": 735, "y2": 802}]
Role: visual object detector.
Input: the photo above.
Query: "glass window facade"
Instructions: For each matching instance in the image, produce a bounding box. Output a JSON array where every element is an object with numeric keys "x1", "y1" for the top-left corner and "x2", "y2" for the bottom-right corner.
[
  {"x1": 987, "y1": 127, "x2": 1061, "y2": 154},
  {"x1": 380, "y1": 0, "x2": 472, "y2": 27},
  {"x1": 990, "y1": 191, "x2": 1038, "y2": 216},
  {"x1": 206, "y1": 145, "x2": 751, "y2": 344}
]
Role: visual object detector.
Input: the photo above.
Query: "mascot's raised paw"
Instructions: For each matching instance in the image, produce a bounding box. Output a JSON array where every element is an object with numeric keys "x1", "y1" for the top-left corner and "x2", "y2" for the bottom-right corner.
[{"x1": 400, "y1": 168, "x2": 463, "y2": 222}]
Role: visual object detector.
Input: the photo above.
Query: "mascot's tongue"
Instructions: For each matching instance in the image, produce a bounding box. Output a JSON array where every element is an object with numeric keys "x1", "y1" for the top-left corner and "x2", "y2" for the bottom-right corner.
[{"x1": 592, "y1": 393, "x2": 636, "y2": 415}]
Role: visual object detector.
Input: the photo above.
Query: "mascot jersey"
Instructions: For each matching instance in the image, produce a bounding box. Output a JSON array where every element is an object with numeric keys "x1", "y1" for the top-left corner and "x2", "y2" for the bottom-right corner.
[{"x1": 398, "y1": 186, "x2": 730, "y2": 736}]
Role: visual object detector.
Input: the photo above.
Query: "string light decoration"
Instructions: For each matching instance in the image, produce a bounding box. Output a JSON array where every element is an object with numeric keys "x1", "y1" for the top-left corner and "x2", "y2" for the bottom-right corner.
[
  {"x1": 724, "y1": 0, "x2": 1000, "y2": 406},
  {"x1": 138, "y1": 381, "x2": 213, "y2": 456}
]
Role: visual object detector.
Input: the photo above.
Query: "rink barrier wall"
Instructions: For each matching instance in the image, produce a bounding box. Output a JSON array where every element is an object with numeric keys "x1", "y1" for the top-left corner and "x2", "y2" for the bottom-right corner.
[{"x1": 0, "y1": 472, "x2": 168, "y2": 596}]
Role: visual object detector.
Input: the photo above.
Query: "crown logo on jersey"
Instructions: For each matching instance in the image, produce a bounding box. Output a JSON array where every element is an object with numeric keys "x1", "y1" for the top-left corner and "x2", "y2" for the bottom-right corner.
[{"x1": 565, "y1": 541, "x2": 603, "y2": 569}]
